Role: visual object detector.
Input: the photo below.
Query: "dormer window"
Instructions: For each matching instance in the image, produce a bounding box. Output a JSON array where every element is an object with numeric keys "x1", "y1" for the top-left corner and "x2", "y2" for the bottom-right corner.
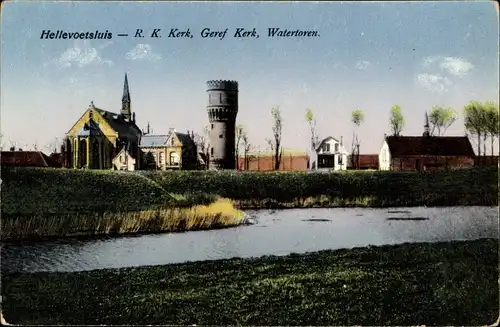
[{"x1": 171, "y1": 138, "x2": 175, "y2": 146}]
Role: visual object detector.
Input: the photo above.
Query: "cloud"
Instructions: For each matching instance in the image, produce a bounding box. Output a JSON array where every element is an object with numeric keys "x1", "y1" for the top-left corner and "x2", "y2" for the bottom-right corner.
[
  {"x1": 126, "y1": 44, "x2": 162, "y2": 61},
  {"x1": 439, "y1": 57, "x2": 474, "y2": 77},
  {"x1": 420, "y1": 55, "x2": 474, "y2": 77},
  {"x1": 57, "y1": 40, "x2": 113, "y2": 68},
  {"x1": 416, "y1": 55, "x2": 474, "y2": 93},
  {"x1": 416, "y1": 73, "x2": 452, "y2": 93},
  {"x1": 355, "y1": 60, "x2": 371, "y2": 70}
]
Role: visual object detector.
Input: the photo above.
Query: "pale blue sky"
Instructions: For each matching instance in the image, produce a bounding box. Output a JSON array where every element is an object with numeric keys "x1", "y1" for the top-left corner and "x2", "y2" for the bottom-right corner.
[{"x1": 1, "y1": 1, "x2": 498, "y2": 154}]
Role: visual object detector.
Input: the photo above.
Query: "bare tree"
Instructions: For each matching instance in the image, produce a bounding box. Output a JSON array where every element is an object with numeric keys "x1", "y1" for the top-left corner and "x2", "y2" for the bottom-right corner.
[
  {"x1": 241, "y1": 129, "x2": 252, "y2": 170},
  {"x1": 192, "y1": 126, "x2": 210, "y2": 169},
  {"x1": 305, "y1": 108, "x2": 318, "y2": 148},
  {"x1": 235, "y1": 124, "x2": 244, "y2": 170},
  {"x1": 266, "y1": 106, "x2": 283, "y2": 170},
  {"x1": 351, "y1": 109, "x2": 364, "y2": 169}
]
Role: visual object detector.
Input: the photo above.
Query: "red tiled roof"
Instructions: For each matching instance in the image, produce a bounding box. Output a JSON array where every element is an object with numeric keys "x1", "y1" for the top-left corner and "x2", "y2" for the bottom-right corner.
[
  {"x1": 386, "y1": 136, "x2": 475, "y2": 157},
  {"x1": 1, "y1": 151, "x2": 51, "y2": 167}
]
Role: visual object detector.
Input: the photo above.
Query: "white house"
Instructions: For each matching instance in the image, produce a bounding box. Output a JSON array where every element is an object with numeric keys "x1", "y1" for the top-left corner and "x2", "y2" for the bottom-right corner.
[
  {"x1": 379, "y1": 137, "x2": 391, "y2": 171},
  {"x1": 310, "y1": 136, "x2": 348, "y2": 171},
  {"x1": 112, "y1": 148, "x2": 136, "y2": 171}
]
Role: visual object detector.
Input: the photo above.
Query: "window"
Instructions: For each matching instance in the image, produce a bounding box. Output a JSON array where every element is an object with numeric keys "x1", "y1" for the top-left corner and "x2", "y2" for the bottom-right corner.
[
  {"x1": 211, "y1": 147, "x2": 214, "y2": 155},
  {"x1": 338, "y1": 155, "x2": 343, "y2": 165},
  {"x1": 335, "y1": 144, "x2": 339, "y2": 152},
  {"x1": 211, "y1": 124, "x2": 214, "y2": 130},
  {"x1": 219, "y1": 134, "x2": 223, "y2": 138},
  {"x1": 170, "y1": 152, "x2": 179, "y2": 166},
  {"x1": 171, "y1": 138, "x2": 175, "y2": 146},
  {"x1": 324, "y1": 143, "x2": 331, "y2": 152}
]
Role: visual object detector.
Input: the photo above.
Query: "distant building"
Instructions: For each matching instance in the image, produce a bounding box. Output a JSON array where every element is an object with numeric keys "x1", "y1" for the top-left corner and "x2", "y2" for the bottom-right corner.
[
  {"x1": 1, "y1": 151, "x2": 59, "y2": 168},
  {"x1": 112, "y1": 146, "x2": 137, "y2": 171},
  {"x1": 237, "y1": 149, "x2": 308, "y2": 171},
  {"x1": 313, "y1": 136, "x2": 348, "y2": 171},
  {"x1": 206, "y1": 80, "x2": 239, "y2": 170},
  {"x1": 347, "y1": 154, "x2": 379, "y2": 170},
  {"x1": 379, "y1": 115, "x2": 475, "y2": 171},
  {"x1": 139, "y1": 129, "x2": 198, "y2": 170},
  {"x1": 65, "y1": 73, "x2": 142, "y2": 170}
]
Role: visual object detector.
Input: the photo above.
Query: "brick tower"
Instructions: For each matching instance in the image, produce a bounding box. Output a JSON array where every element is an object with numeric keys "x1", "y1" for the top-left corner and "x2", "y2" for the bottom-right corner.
[{"x1": 206, "y1": 80, "x2": 239, "y2": 170}]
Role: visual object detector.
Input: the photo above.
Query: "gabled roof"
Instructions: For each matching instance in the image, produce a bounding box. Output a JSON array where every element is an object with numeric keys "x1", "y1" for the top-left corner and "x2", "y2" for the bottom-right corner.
[
  {"x1": 93, "y1": 108, "x2": 142, "y2": 139},
  {"x1": 76, "y1": 120, "x2": 103, "y2": 137},
  {"x1": 114, "y1": 147, "x2": 137, "y2": 160},
  {"x1": 385, "y1": 136, "x2": 475, "y2": 157},
  {"x1": 1, "y1": 151, "x2": 54, "y2": 167},
  {"x1": 316, "y1": 136, "x2": 340, "y2": 151}
]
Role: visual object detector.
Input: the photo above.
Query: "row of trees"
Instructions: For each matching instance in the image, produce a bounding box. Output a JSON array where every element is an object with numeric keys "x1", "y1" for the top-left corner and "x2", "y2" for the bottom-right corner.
[
  {"x1": 190, "y1": 100, "x2": 498, "y2": 171},
  {"x1": 348, "y1": 101, "x2": 499, "y2": 159}
]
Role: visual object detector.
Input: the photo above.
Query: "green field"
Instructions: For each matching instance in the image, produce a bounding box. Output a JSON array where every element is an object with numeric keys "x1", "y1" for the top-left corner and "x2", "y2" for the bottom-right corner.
[
  {"x1": 2, "y1": 238, "x2": 497, "y2": 325},
  {"x1": 142, "y1": 167, "x2": 499, "y2": 208}
]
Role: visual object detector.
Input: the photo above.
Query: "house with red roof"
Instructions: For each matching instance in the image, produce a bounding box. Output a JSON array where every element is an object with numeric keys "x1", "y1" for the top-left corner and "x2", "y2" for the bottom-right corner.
[
  {"x1": 1, "y1": 151, "x2": 61, "y2": 168},
  {"x1": 379, "y1": 115, "x2": 475, "y2": 171}
]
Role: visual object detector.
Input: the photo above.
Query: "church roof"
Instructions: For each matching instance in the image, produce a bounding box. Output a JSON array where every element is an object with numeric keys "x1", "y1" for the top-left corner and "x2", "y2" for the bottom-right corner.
[{"x1": 94, "y1": 108, "x2": 142, "y2": 139}]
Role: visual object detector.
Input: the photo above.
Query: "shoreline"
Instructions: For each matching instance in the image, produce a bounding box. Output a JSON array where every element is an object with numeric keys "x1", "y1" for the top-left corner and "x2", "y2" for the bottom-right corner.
[{"x1": 2, "y1": 238, "x2": 498, "y2": 325}]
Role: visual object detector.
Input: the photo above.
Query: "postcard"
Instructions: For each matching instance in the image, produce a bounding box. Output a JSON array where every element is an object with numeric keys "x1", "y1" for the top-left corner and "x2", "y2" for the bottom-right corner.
[{"x1": 1, "y1": 1, "x2": 499, "y2": 325}]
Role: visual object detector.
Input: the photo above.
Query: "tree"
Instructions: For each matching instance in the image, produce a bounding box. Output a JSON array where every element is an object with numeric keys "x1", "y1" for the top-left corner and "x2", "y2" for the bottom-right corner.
[
  {"x1": 192, "y1": 126, "x2": 210, "y2": 169},
  {"x1": 485, "y1": 101, "x2": 499, "y2": 156},
  {"x1": 351, "y1": 109, "x2": 365, "y2": 169},
  {"x1": 463, "y1": 100, "x2": 486, "y2": 158},
  {"x1": 389, "y1": 105, "x2": 405, "y2": 136},
  {"x1": 429, "y1": 105, "x2": 458, "y2": 136},
  {"x1": 241, "y1": 129, "x2": 253, "y2": 170},
  {"x1": 235, "y1": 124, "x2": 244, "y2": 170},
  {"x1": 0, "y1": 133, "x2": 4, "y2": 151},
  {"x1": 266, "y1": 106, "x2": 283, "y2": 170},
  {"x1": 305, "y1": 108, "x2": 318, "y2": 149}
]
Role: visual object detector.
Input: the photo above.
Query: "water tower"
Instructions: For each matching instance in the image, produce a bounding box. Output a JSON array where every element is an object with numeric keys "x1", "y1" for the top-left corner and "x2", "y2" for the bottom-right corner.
[{"x1": 206, "y1": 80, "x2": 239, "y2": 170}]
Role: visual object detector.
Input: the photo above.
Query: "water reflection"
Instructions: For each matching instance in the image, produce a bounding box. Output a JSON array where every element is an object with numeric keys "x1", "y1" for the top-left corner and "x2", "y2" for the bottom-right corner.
[{"x1": 1, "y1": 206, "x2": 498, "y2": 273}]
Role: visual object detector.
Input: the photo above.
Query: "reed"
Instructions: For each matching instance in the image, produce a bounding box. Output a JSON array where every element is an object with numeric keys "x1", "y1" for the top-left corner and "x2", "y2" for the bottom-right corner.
[{"x1": 1, "y1": 198, "x2": 245, "y2": 241}]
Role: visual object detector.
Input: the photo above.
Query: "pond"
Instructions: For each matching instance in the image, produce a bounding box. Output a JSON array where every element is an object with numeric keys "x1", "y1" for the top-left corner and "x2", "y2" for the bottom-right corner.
[{"x1": 1, "y1": 206, "x2": 498, "y2": 273}]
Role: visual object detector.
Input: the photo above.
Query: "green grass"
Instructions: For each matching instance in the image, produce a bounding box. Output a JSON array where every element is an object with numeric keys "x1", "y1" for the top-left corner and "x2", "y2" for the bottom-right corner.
[
  {"x1": 142, "y1": 167, "x2": 499, "y2": 207},
  {"x1": 2, "y1": 238, "x2": 497, "y2": 325},
  {"x1": 0, "y1": 167, "x2": 245, "y2": 241}
]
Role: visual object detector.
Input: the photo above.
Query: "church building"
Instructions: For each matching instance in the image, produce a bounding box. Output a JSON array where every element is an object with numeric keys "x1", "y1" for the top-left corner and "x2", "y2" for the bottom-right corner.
[{"x1": 65, "y1": 74, "x2": 142, "y2": 170}]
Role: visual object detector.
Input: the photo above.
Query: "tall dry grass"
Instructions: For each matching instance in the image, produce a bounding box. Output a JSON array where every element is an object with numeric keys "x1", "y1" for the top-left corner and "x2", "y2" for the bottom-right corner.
[{"x1": 2, "y1": 198, "x2": 245, "y2": 241}]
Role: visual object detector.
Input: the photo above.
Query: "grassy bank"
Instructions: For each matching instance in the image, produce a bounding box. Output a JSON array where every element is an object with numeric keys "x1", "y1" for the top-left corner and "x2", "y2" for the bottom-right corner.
[
  {"x1": 2, "y1": 238, "x2": 498, "y2": 325},
  {"x1": 143, "y1": 167, "x2": 499, "y2": 208},
  {"x1": 1, "y1": 167, "x2": 245, "y2": 241}
]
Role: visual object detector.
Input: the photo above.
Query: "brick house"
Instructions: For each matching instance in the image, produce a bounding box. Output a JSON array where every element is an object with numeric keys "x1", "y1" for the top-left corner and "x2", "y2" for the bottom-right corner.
[
  {"x1": 1, "y1": 151, "x2": 60, "y2": 168},
  {"x1": 347, "y1": 154, "x2": 379, "y2": 170},
  {"x1": 379, "y1": 135, "x2": 475, "y2": 171}
]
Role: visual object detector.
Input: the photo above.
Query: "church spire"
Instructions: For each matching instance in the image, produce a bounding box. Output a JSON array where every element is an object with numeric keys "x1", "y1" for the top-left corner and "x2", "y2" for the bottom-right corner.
[
  {"x1": 121, "y1": 73, "x2": 131, "y2": 121},
  {"x1": 423, "y1": 111, "x2": 430, "y2": 137}
]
